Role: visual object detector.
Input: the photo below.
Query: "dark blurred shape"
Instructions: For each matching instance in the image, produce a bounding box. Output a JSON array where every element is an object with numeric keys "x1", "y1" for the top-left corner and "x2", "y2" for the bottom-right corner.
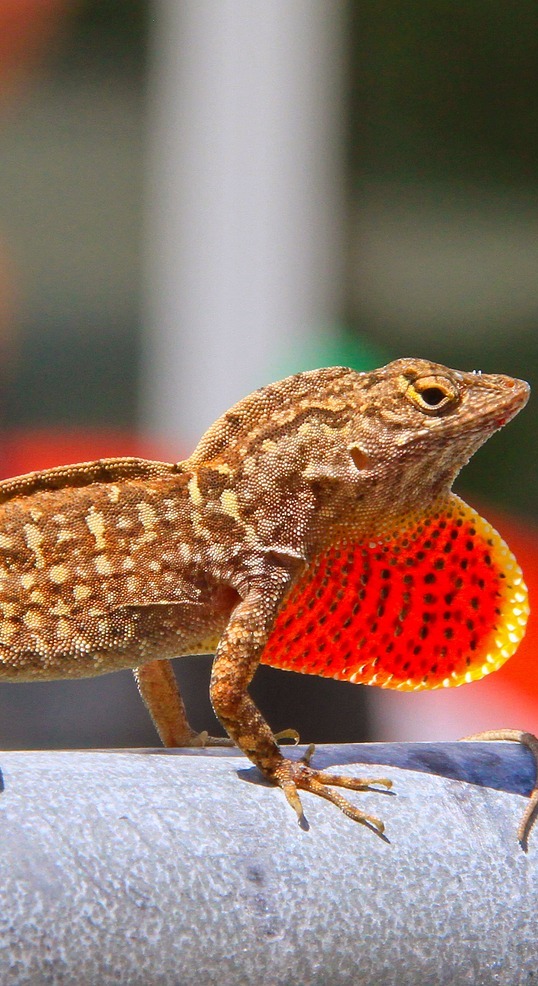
[
  {"x1": 0, "y1": 0, "x2": 72, "y2": 111},
  {"x1": 349, "y1": 2, "x2": 538, "y2": 184}
]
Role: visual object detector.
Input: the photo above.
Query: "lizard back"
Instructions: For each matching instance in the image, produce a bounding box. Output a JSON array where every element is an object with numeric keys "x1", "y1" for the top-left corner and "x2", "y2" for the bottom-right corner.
[{"x1": 0, "y1": 464, "x2": 234, "y2": 680}]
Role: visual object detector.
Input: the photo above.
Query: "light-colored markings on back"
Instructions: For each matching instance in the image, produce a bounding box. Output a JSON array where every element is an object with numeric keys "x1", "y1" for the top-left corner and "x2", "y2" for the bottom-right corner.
[
  {"x1": 74, "y1": 584, "x2": 91, "y2": 602},
  {"x1": 24, "y1": 611, "x2": 42, "y2": 629},
  {"x1": 24, "y1": 523, "x2": 45, "y2": 569},
  {"x1": 56, "y1": 619, "x2": 71, "y2": 639},
  {"x1": 95, "y1": 555, "x2": 112, "y2": 575},
  {"x1": 188, "y1": 476, "x2": 203, "y2": 508},
  {"x1": 1, "y1": 603, "x2": 18, "y2": 618},
  {"x1": 220, "y1": 489, "x2": 242, "y2": 522},
  {"x1": 137, "y1": 502, "x2": 158, "y2": 530},
  {"x1": 49, "y1": 565, "x2": 70, "y2": 584},
  {"x1": 0, "y1": 621, "x2": 16, "y2": 643},
  {"x1": 136, "y1": 501, "x2": 159, "y2": 545},
  {"x1": 164, "y1": 498, "x2": 180, "y2": 521},
  {"x1": 85, "y1": 507, "x2": 107, "y2": 552},
  {"x1": 51, "y1": 601, "x2": 70, "y2": 616}
]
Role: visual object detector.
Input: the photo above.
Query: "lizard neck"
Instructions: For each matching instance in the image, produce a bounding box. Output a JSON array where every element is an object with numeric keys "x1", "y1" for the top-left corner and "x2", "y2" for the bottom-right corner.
[{"x1": 304, "y1": 469, "x2": 455, "y2": 560}]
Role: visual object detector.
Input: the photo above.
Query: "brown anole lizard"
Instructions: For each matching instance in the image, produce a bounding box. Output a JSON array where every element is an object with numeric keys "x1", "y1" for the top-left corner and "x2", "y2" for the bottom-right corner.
[{"x1": 0, "y1": 358, "x2": 533, "y2": 838}]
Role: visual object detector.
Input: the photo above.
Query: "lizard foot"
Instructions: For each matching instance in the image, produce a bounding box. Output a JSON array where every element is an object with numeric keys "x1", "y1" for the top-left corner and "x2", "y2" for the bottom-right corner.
[
  {"x1": 461, "y1": 728, "x2": 538, "y2": 848},
  {"x1": 272, "y1": 744, "x2": 392, "y2": 834}
]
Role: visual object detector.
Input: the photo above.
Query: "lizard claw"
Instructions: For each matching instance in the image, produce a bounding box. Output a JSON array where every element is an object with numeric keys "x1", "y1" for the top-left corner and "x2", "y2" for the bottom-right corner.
[
  {"x1": 274, "y1": 728, "x2": 301, "y2": 745},
  {"x1": 273, "y1": 753, "x2": 392, "y2": 834},
  {"x1": 187, "y1": 730, "x2": 235, "y2": 748},
  {"x1": 300, "y1": 742, "x2": 316, "y2": 765}
]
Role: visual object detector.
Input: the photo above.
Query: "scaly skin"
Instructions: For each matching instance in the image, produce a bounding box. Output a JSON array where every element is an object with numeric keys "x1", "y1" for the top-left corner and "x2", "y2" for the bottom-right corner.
[{"x1": 0, "y1": 358, "x2": 532, "y2": 837}]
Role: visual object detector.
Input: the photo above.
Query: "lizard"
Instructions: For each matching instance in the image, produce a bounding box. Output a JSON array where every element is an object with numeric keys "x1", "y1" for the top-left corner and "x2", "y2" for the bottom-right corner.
[{"x1": 0, "y1": 357, "x2": 533, "y2": 838}]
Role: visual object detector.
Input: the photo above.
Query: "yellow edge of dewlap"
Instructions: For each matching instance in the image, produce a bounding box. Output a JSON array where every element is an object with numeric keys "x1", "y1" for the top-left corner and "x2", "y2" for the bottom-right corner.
[{"x1": 388, "y1": 497, "x2": 530, "y2": 693}]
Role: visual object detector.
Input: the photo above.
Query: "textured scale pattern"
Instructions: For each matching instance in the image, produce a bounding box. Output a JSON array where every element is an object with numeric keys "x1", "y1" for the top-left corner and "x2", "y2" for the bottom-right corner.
[
  {"x1": 262, "y1": 494, "x2": 529, "y2": 690},
  {"x1": 0, "y1": 470, "x2": 237, "y2": 679}
]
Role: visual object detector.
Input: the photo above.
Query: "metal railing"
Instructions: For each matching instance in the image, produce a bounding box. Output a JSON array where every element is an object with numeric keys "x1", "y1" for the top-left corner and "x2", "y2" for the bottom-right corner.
[{"x1": 1, "y1": 742, "x2": 536, "y2": 985}]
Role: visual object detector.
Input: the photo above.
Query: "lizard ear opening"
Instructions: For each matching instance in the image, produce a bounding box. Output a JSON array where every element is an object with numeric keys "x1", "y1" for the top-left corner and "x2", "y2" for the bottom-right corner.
[
  {"x1": 349, "y1": 446, "x2": 371, "y2": 471},
  {"x1": 262, "y1": 494, "x2": 528, "y2": 692}
]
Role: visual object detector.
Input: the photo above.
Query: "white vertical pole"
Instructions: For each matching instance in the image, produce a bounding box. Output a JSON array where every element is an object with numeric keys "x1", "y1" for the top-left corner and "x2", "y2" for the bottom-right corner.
[{"x1": 143, "y1": 0, "x2": 345, "y2": 448}]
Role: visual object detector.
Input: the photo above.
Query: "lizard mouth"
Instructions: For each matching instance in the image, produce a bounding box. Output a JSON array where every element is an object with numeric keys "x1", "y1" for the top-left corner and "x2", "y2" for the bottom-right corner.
[{"x1": 477, "y1": 375, "x2": 529, "y2": 432}]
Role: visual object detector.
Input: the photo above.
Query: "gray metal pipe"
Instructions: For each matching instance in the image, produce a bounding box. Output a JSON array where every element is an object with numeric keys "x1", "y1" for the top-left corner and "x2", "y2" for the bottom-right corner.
[{"x1": 0, "y1": 742, "x2": 536, "y2": 985}]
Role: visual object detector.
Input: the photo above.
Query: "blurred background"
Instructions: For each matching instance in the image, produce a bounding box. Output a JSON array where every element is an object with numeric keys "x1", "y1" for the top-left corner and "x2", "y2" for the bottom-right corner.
[{"x1": 0, "y1": 0, "x2": 536, "y2": 749}]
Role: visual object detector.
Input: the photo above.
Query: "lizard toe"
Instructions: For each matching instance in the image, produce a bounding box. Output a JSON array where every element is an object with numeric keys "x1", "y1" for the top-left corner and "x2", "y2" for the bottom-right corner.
[
  {"x1": 460, "y1": 728, "x2": 538, "y2": 849},
  {"x1": 273, "y1": 756, "x2": 390, "y2": 834}
]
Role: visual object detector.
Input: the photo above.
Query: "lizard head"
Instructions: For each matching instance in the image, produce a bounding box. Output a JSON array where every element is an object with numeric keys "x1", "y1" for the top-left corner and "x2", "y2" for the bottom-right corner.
[{"x1": 341, "y1": 357, "x2": 529, "y2": 513}]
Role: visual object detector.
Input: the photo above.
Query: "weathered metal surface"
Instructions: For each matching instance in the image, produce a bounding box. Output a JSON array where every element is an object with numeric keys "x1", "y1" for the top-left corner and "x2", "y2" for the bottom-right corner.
[{"x1": 0, "y1": 742, "x2": 535, "y2": 985}]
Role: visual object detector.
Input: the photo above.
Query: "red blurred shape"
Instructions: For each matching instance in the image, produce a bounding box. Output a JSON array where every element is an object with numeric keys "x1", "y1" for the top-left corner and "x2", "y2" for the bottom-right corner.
[{"x1": 2, "y1": 427, "x2": 180, "y2": 478}]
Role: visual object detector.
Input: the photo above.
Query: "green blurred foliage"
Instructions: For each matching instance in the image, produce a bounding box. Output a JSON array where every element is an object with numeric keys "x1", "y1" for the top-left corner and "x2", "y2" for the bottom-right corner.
[
  {"x1": 55, "y1": 0, "x2": 149, "y2": 75},
  {"x1": 349, "y1": 1, "x2": 538, "y2": 183}
]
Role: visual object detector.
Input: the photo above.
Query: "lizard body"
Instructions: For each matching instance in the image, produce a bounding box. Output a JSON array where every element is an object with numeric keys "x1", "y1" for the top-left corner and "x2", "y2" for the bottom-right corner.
[{"x1": 0, "y1": 358, "x2": 531, "y2": 833}]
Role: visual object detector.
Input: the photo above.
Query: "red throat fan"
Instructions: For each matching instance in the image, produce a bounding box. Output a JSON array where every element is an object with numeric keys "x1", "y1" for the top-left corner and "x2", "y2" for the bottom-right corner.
[{"x1": 262, "y1": 494, "x2": 528, "y2": 691}]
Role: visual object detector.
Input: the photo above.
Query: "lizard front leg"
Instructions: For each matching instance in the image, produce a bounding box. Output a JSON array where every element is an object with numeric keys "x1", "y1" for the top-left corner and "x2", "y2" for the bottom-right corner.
[
  {"x1": 134, "y1": 660, "x2": 233, "y2": 747},
  {"x1": 209, "y1": 576, "x2": 392, "y2": 832}
]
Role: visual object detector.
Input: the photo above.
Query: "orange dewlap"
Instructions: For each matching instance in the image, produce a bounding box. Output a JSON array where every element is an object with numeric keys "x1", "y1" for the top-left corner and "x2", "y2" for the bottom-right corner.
[{"x1": 261, "y1": 494, "x2": 529, "y2": 691}]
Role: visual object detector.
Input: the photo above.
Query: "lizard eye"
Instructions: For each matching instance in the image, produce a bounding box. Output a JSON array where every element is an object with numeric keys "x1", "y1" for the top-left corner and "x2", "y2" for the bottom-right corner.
[{"x1": 406, "y1": 375, "x2": 459, "y2": 416}]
